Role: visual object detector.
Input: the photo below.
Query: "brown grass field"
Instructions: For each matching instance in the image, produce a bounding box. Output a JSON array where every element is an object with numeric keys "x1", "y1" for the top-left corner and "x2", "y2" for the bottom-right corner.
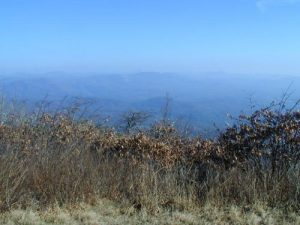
[
  {"x1": 0, "y1": 200, "x2": 299, "y2": 225},
  {"x1": 0, "y1": 100, "x2": 299, "y2": 224}
]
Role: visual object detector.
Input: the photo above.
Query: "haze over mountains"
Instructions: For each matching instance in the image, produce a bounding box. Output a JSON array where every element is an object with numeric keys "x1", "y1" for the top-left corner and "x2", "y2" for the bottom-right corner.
[{"x1": 0, "y1": 72, "x2": 300, "y2": 133}]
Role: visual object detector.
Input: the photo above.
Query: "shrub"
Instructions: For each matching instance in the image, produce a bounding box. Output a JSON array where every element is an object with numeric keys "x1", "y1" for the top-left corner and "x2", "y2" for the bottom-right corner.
[{"x1": 0, "y1": 101, "x2": 299, "y2": 212}]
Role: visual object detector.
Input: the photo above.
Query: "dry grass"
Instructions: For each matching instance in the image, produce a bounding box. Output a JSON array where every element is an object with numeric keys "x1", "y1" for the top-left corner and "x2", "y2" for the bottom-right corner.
[
  {"x1": 0, "y1": 100, "x2": 299, "y2": 224},
  {"x1": 0, "y1": 199, "x2": 299, "y2": 225}
]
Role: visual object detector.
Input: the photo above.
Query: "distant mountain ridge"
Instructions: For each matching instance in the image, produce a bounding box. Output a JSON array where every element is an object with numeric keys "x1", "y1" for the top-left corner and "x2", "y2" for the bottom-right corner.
[{"x1": 0, "y1": 72, "x2": 300, "y2": 132}]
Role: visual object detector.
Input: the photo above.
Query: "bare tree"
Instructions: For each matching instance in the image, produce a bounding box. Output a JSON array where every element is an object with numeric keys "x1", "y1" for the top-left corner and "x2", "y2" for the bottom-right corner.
[
  {"x1": 120, "y1": 110, "x2": 150, "y2": 134},
  {"x1": 161, "y1": 93, "x2": 172, "y2": 124}
]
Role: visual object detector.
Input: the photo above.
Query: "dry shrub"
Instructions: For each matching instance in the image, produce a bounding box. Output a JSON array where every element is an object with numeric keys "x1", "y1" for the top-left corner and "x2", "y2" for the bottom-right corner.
[
  {"x1": 0, "y1": 102, "x2": 299, "y2": 213},
  {"x1": 218, "y1": 108, "x2": 300, "y2": 169}
]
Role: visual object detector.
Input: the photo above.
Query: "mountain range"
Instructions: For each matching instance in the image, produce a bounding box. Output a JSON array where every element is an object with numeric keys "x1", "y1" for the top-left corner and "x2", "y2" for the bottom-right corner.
[{"x1": 0, "y1": 72, "x2": 299, "y2": 134}]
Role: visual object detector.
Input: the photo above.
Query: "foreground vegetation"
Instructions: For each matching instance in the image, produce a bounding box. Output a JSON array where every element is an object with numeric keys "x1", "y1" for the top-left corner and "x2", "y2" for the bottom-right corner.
[
  {"x1": 0, "y1": 99, "x2": 299, "y2": 224},
  {"x1": 1, "y1": 200, "x2": 299, "y2": 225}
]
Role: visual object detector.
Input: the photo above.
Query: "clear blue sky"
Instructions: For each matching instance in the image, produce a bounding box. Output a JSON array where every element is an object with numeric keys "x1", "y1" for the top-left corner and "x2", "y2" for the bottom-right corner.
[{"x1": 1, "y1": 0, "x2": 300, "y2": 75}]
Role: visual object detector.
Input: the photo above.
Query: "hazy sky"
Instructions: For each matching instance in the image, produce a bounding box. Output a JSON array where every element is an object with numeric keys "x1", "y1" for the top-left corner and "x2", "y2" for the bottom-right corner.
[{"x1": 1, "y1": 0, "x2": 300, "y2": 75}]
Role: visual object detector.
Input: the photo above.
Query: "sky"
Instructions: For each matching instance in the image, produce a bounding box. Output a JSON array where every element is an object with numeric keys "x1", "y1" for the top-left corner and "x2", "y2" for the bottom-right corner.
[{"x1": 0, "y1": 0, "x2": 300, "y2": 75}]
